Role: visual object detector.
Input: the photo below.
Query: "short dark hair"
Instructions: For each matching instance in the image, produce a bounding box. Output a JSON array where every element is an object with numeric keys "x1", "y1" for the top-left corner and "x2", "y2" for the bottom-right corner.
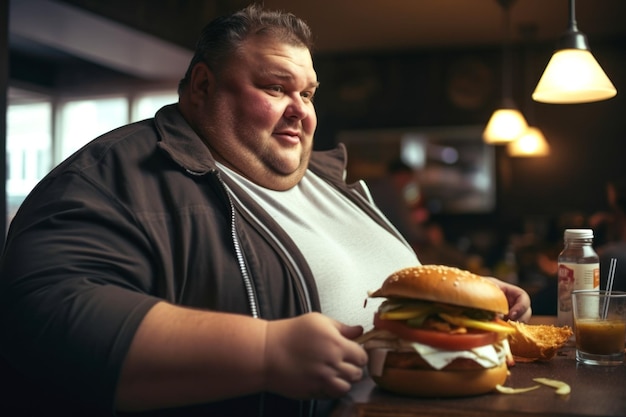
[{"x1": 178, "y1": 3, "x2": 314, "y2": 93}]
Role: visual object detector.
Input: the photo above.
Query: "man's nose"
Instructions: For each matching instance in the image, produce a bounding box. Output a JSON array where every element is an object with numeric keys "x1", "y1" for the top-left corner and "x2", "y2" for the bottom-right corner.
[{"x1": 285, "y1": 96, "x2": 308, "y2": 120}]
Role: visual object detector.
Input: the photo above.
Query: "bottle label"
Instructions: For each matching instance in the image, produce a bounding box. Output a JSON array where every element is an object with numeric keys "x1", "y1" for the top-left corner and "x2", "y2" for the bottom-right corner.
[{"x1": 557, "y1": 262, "x2": 599, "y2": 327}]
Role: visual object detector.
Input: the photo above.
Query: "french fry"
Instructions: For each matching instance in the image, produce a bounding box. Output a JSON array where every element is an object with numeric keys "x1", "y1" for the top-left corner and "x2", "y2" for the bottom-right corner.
[
  {"x1": 533, "y1": 378, "x2": 571, "y2": 395},
  {"x1": 496, "y1": 384, "x2": 540, "y2": 394}
]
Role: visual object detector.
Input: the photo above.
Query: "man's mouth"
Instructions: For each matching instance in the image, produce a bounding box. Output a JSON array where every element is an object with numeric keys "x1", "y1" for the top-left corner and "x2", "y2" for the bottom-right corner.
[{"x1": 274, "y1": 130, "x2": 301, "y2": 145}]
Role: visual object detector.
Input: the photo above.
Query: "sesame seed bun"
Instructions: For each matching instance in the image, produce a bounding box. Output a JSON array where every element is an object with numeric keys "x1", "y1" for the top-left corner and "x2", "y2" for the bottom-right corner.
[{"x1": 370, "y1": 265, "x2": 509, "y2": 315}]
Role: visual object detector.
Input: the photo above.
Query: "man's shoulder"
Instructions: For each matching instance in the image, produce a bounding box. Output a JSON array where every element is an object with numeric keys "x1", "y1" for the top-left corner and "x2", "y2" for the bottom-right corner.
[{"x1": 55, "y1": 119, "x2": 160, "y2": 175}]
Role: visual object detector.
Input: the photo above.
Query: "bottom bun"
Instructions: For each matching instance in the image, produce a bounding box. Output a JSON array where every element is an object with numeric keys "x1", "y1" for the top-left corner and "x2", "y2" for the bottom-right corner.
[{"x1": 372, "y1": 362, "x2": 508, "y2": 397}]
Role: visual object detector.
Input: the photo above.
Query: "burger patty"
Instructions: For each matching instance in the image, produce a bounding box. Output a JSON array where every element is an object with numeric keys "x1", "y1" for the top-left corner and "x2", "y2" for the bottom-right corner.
[{"x1": 385, "y1": 351, "x2": 487, "y2": 371}]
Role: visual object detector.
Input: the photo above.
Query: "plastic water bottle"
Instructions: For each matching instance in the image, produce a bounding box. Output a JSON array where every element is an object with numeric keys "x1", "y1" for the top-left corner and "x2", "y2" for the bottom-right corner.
[{"x1": 557, "y1": 229, "x2": 600, "y2": 328}]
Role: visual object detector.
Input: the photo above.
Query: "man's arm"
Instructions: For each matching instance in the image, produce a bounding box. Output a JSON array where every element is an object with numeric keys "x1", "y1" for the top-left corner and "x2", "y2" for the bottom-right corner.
[{"x1": 115, "y1": 302, "x2": 367, "y2": 412}]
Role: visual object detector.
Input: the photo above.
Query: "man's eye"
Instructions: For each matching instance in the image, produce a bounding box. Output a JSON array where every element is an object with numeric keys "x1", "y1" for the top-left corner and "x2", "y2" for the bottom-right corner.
[
  {"x1": 267, "y1": 85, "x2": 284, "y2": 93},
  {"x1": 301, "y1": 91, "x2": 315, "y2": 102}
]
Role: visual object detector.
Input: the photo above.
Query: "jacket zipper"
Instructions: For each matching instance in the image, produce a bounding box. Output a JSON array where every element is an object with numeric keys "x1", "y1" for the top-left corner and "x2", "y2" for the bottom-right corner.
[
  {"x1": 223, "y1": 184, "x2": 314, "y2": 314},
  {"x1": 226, "y1": 189, "x2": 260, "y2": 318},
  {"x1": 218, "y1": 174, "x2": 261, "y2": 318}
]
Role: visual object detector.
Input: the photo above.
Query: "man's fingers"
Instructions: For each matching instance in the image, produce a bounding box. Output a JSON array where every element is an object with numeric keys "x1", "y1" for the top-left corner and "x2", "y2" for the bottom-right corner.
[
  {"x1": 336, "y1": 360, "x2": 364, "y2": 383},
  {"x1": 343, "y1": 342, "x2": 368, "y2": 369},
  {"x1": 337, "y1": 322, "x2": 364, "y2": 340},
  {"x1": 318, "y1": 377, "x2": 352, "y2": 398}
]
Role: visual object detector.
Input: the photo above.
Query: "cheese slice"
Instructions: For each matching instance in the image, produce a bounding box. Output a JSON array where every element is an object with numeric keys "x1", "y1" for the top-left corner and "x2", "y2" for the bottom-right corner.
[
  {"x1": 366, "y1": 339, "x2": 507, "y2": 377},
  {"x1": 412, "y1": 342, "x2": 503, "y2": 370}
]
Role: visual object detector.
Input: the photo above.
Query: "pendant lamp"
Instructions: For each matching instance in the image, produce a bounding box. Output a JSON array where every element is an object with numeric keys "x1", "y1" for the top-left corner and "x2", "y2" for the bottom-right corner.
[
  {"x1": 483, "y1": 0, "x2": 527, "y2": 144},
  {"x1": 507, "y1": 127, "x2": 550, "y2": 157},
  {"x1": 532, "y1": 0, "x2": 616, "y2": 104},
  {"x1": 483, "y1": 105, "x2": 528, "y2": 144}
]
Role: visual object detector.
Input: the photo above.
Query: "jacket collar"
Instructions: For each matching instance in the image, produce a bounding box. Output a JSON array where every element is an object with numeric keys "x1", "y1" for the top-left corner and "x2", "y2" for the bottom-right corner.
[
  {"x1": 307, "y1": 143, "x2": 348, "y2": 185},
  {"x1": 155, "y1": 104, "x2": 218, "y2": 174}
]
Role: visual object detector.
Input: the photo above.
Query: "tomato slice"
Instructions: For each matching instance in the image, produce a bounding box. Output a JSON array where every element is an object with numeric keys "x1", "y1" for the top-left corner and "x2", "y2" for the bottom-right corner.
[{"x1": 373, "y1": 313, "x2": 498, "y2": 350}]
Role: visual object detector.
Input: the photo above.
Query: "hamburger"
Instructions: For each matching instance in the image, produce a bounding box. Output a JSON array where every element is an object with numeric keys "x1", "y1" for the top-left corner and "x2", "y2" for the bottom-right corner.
[{"x1": 361, "y1": 265, "x2": 515, "y2": 397}]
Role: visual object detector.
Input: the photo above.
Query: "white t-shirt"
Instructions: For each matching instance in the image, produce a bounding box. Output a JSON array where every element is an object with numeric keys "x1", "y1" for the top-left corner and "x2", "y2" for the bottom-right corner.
[{"x1": 217, "y1": 164, "x2": 420, "y2": 328}]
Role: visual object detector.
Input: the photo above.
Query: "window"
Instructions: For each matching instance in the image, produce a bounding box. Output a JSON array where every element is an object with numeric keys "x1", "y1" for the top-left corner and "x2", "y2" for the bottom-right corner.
[
  {"x1": 58, "y1": 97, "x2": 128, "y2": 160},
  {"x1": 6, "y1": 100, "x2": 53, "y2": 223},
  {"x1": 132, "y1": 92, "x2": 178, "y2": 122}
]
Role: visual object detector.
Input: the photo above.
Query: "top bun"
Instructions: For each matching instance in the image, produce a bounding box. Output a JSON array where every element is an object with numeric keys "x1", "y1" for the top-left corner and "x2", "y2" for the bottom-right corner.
[{"x1": 371, "y1": 265, "x2": 509, "y2": 315}]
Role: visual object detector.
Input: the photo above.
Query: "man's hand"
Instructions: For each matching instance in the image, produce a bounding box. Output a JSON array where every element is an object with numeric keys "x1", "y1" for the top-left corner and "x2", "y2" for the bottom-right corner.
[
  {"x1": 487, "y1": 277, "x2": 532, "y2": 322},
  {"x1": 264, "y1": 312, "x2": 367, "y2": 399}
]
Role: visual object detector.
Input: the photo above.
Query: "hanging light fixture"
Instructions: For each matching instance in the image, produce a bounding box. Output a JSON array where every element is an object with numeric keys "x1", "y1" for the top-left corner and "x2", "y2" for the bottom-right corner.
[
  {"x1": 507, "y1": 127, "x2": 550, "y2": 157},
  {"x1": 532, "y1": 0, "x2": 616, "y2": 104},
  {"x1": 483, "y1": 104, "x2": 528, "y2": 144},
  {"x1": 483, "y1": 0, "x2": 528, "y2": 144}
]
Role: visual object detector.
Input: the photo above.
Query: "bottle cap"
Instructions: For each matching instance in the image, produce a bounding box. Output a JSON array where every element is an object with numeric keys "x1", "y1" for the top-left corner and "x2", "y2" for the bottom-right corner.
[{"x1": 564, "y1": 228, "x2": 594, "y2": 239}]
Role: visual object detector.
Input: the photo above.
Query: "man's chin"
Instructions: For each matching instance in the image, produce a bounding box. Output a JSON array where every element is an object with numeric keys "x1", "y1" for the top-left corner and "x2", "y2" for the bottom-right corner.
[
  {"x1": 261, "y1": 164, "x2": 307, "y2": 191},
  {"x1": 272, "y1": 150, "x2": 309, "y2": 173}
]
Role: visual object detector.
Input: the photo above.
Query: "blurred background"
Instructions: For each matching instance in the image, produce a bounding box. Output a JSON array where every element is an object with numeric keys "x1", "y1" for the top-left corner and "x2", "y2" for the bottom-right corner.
[{"x1": 3, "y1": 0, "x2": 626, "y2": 314}]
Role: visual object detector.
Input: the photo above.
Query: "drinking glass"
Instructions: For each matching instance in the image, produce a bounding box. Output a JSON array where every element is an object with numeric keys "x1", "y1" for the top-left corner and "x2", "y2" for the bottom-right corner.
[{"x1": 572, "y1": 290, "x2": 626, "y2": 366}]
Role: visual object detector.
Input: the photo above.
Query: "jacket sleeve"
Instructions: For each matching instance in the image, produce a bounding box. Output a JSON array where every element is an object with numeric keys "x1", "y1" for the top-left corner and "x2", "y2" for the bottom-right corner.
[{"x1": 0, "y1": 171, "x2": 160, "y2": 414}]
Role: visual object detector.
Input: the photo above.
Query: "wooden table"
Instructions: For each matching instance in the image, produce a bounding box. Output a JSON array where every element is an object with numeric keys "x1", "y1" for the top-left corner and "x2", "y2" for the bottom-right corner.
[{"x1": 330, "y1": 316, "x2": 626, "y2": 417}]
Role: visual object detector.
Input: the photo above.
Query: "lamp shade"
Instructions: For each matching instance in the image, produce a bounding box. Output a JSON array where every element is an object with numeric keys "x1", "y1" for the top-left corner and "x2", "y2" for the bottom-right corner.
[
  {"x1": 532, "y1": 49, "x2": 617, "y2": 104},
  {"x1": 507, "y1": 127, "x2": 550, "y2": 157},
  {"x1": 483, "y1": 107, "x2": 528, "y2": 144}
]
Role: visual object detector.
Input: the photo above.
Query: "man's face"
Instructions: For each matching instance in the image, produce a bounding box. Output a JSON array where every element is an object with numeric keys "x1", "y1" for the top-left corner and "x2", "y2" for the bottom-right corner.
[{"x1": 200, "y1": 35, "x2": 319, "y2": 190}]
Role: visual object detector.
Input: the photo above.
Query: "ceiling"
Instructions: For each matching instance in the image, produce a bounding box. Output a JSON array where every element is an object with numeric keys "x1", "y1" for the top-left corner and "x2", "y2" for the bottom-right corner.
[
  {"x1": 8, "y1": 0, "x2": 626, "y2": 85},
  {"x1": 251, "y1": 0, "x2": 626, "y2": 52}
]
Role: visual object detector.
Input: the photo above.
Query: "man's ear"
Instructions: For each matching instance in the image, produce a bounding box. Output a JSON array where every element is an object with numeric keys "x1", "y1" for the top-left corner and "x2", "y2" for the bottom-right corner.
[{"x1": 188, "y1": 62, "x2": 215, "y2": 104}]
